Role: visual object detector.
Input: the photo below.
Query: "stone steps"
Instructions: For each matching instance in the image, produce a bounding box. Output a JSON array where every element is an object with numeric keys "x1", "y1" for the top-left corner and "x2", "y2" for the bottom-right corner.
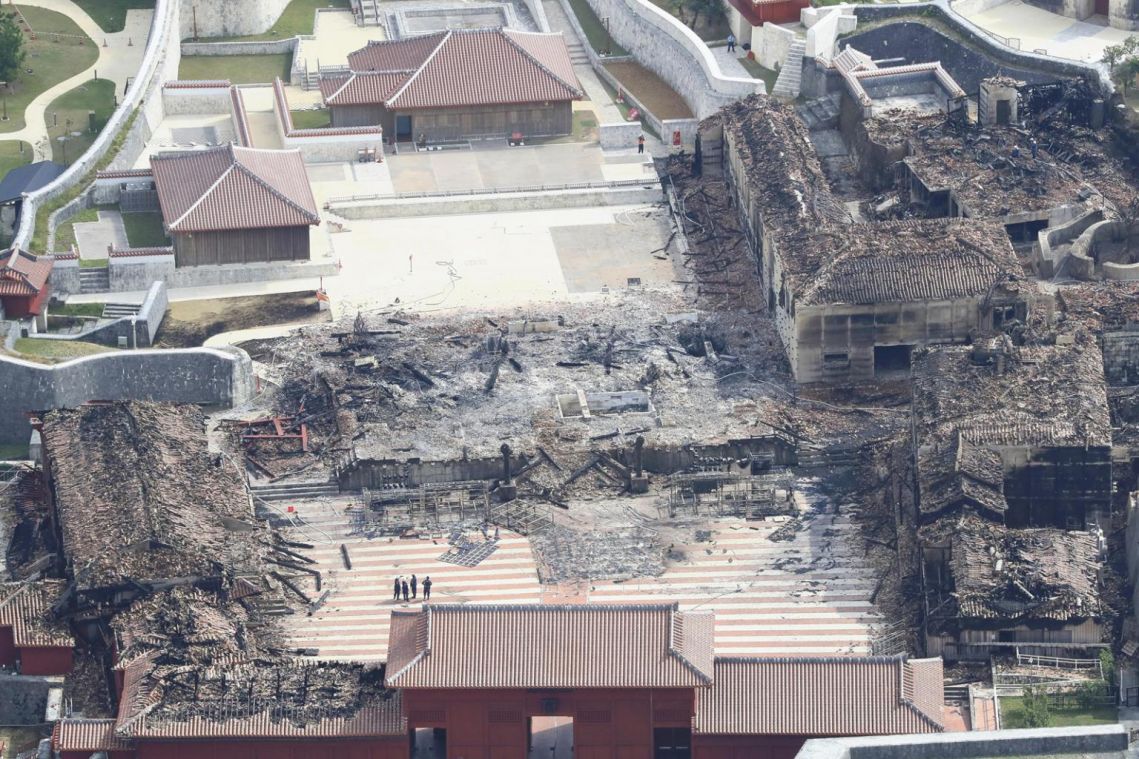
[
  {"x1": 772, "y1": 38, "x2": 805, "y2": 100},
  {"x1": 796, "y1": 92, "x2": 841, "y2": 131},
  {"x1": 101, "y1": 303, "x2": 140, "y2": 319},
  {"x1": 251, "y1": 481, "x2": 341, "y2": 502},
  {"x1": 78, "y1": 267, "x2": 109, "y2": 295}
]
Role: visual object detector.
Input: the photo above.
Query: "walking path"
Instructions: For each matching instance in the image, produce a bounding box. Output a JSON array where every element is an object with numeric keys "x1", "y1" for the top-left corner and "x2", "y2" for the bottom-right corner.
[
  {"x1": 1, "y1": 0, "x2": 151, "y2": 161},
  {"x1": 954, "y1": 0, "x2": 1137, "y2": 62},
  {"x1": 709, "y1": 43, "x2": 754, "y2": 80}
]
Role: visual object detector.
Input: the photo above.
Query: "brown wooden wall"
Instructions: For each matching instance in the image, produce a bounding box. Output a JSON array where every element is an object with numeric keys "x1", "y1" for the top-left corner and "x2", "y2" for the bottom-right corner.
[
  {"x1": 693, "y1": 734, "x2": 807, "y2": 759},
  {"x1": 403, "y1": 686, "x2": 695, "y2": 759},
  {"x1": 173, "y1": 227, "x2": 311, "y2": 267},
  {"x1": 330, "y1": 101, "x2": 574, "y2": 141},
  {"x1": 18, "y1": 645, "x2": 73, "y2": 676}
]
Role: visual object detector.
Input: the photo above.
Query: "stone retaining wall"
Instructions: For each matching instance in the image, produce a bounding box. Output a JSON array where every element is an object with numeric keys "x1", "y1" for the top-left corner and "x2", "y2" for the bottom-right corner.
[
  {"x1": 0, "y1": 346, "x2": 255, "y2": 445},
  {"x1": 179, "y1": 0, "x2": 291, "y2": 39},
  {"x1": 33, "y1": 282, "x2": 168, "y2": 348},
  {"x1": 583, "y1": 0, "x2": 760, "y2": 118},
  {"x1": 162, "y1": 82, "x2": 233, "y2": 113},
  {"x1": 600, "y1": 121, "x2": 643, "y2": 150},
  {"x1": 107, "y1": 256, "x2": 337, "y2": 292},
  {"x1": 1103, "y1": 329, "x2": 1139, "y2": 385},
  {"x1": 331, "y1": 184, "x2": 662, "y2": 218},
  {"x1": 180, "y1": 38, "x2": 297, "y2": 55}
]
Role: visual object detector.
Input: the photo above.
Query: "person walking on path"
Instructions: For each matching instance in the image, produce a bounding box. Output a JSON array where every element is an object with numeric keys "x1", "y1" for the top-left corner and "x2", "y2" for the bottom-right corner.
[
  {"x1": 393, "y1": 577, "x2": 401, "y2": 600},
  {"x1": 411, "y1": 574, "x2": 418, "y2": 599},
  {"x1": 401, "y1": 580, "x2": 409, "y2": 602},
  {"x1": 637, "y1": 134, "x2": 645, "y2": 154},
  {"x1": 726, "y1": 33, "x2": 736, "y2": 53},
  {"x1": 423, "y1": 577, "x2": 432, "y2": 600}
]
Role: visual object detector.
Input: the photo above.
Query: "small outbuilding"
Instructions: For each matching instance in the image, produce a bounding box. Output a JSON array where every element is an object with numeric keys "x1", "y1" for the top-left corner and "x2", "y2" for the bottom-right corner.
[
  {"x1": 321, "y1": 28, "x2": 583, "y2": 142},
  {"x1": 150, "y1": 145, "x2": 320, "y2": 267},
  {"x1": 0, "y1": 247, "x2": 53, "y2": 322}
]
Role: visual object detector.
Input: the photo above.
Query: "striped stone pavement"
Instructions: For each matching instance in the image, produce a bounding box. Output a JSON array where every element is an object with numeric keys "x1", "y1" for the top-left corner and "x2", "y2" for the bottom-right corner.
[
  {"x1": 586, "y1": 511, "x2": 881, "y2": 657},
  {"x1": 283, "y1": 519, "x2": 542, "y2": 663}
]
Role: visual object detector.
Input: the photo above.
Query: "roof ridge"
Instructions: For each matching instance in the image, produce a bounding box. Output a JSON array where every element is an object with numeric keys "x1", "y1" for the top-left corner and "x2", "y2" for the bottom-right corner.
[
  {"x1": 667, "y1": 609, "x2": 713, "y2": 685},
  {"x1": 500, "y1": 28, "x2": 583, "y2": 98},
  {"x1": 385, "y1": 31, "x2": 453, "y2": 107},
  {"x1": 230, "y1": 157, "x2": 320, "y2": 226},
  {"x1": 326, "y1": 72, "x2": 358, "y2": 104},
  {"x1": 168, "y1": 161, "x2": 235, "y2": 231}
]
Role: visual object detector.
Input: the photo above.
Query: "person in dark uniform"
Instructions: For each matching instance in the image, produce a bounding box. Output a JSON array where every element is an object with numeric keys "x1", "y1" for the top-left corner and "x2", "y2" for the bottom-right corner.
[
  {"x1": 423, "y1": 576, "x2": 432, "y2": 600},
  {"x1": 401, "y1": 580, "x2": 409, "y2": 602},
  {"x1": 393, "y1": 576, "x2": 401, "y2": 600},
  {"x1": 411, "y1": 574, "x2": 418, "y2": 599}
]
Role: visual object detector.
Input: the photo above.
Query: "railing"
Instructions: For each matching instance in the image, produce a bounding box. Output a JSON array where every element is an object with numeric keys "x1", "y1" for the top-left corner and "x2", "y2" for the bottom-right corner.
[
  {"x1": 325, "y1": 177, "x2": 658, "y2": 205},
  {"x1": 1017, "y1": 649, "x2": 1103, "y2": 673}
]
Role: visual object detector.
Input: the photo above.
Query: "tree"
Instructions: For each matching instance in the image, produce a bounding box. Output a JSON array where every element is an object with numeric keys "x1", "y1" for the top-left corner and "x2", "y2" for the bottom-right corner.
[
  {"x1": 0, "y1": 10, "x2": 26, "y2": 85},
  {"x1": 684, "y1": 0, "x2": 720, "y2": 30},
  {"x1": 1020, "y1": 687, "x2": 1053, "y2": 728}
]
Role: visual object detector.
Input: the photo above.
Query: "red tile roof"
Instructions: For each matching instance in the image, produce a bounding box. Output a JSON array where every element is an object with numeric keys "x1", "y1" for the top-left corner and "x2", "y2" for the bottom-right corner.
[
  {"x1": 694, "y1": 657, "x2": 945, "y2": 736},
  {"x1": 53, "y1": 719, "x2": 134, "y2": 753},
  {"x1": 150, "y1": 145, "x2": 319, "y2": 233},
  {"x1": 0, "y1": 248, "x2": 54, "y2": 297},
  {"x1": 326, "y1": 29, "x2": 582, "y2": 110},
  {"x1": 386, "y1": 604, "x2": 714, "y2": 689},
  {"x1": 0, "y1": 580, "x2": 73, "y2": 648}
]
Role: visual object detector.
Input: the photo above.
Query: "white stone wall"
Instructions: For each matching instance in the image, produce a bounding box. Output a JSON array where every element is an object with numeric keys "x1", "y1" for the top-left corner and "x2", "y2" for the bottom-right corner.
[
  {"x1": 179, "y1": 0, "x2": 292, "y2": 40},
  {"x1": 600, "y1": 121, "x2": 643, "y2": 150},
  {"x1": 755, "y1": 21, "x2": 795, "y2": 71},
  {"x1": 584, "y1": 0, "x2": 760, "y2": 118},
  {"x1": 805, "y1": 9, "x2": 856, "y2": 60},
  {"x1": 162, "y1": 85, "x2": 232, "y2": 115}
]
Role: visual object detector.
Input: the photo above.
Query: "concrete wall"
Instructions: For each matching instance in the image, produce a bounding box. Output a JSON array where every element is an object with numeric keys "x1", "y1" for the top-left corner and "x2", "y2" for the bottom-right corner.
[
  {"x1": 796, "y1": 725, "x2": 1128, "y2": 759},
  {"x1": 600, "y1": 121, "x2": 644, "y2": 150},
  {"x1": 179, "y1": 0, "x2": 292, "y2": 39},
  {"x1": 805, "y1": 7, "x2": 856, "y2": 59},
  {"x1": 162, "y1": 83, "x2": 233, "y2": 115},
  {"x1": 1036, "y1": 208, "x2": 1103, "y2": 277},
  {"x1": 48, "y1": 256, "x2": 81, "y2": 296},
  {"x1": 331, "y1": 184, "x2": 662, "y2": 219},
  {"x1": 180, "y1": 38, "x2": 298, "y2": 56},
  {"x1": 1104, "y1": 329, "x2": 1139, "y2": 385},
  {"x1": 1066, "y1": 219, "x2": 1139, "y2": 281},
  {"x1": 108, "y1": 255, "x2": 337, "y2": 292},
  {"x1": 755, "y1": 22, "x2": 795, "y2": 71},
  {"x1": 584, "y1": 0, "x2": 761, "y2": 118},
  {"x1": 0, "y1": 347, "x2": 255, "y2": 446}
]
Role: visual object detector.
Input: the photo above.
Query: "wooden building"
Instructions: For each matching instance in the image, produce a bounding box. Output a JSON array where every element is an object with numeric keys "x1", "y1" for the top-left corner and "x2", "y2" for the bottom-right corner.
[
  {"x1": 0, "y1": 581, "x2": 74, "y2": 676},
  {"x1": 320, "y1": 29, "x2": 582, "y2": 142},
  {"x1": 0, "y1": 247, "x2": 53, "y2": 321},
  {"x1": 150, "y1": 145, "x2": 319, "y2": 267}
]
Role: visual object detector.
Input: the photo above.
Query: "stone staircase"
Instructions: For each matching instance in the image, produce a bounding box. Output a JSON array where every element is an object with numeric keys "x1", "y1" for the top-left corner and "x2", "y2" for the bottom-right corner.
[
  {"x1": 78, "y1": 266, "x2": 109, "y2": 294},
  {"x1": 796, "y1": 92, "x2": 841, "y2": 131},
  {"x1": 355, "y1": 0, "x2": 382, "y2": 26},
  {"x1": 250, "y1": 480, "x2": 341, "y2": 503},
  {"x1": 543, "y1": 0, "x2": 591, "y2": 65},
  {"x1": 101, "y1": 302, "x2": 140, "y2": 319},
  {"x1": 771, "y1": 37, "x2": 806, "y2": 100},
  {"x1": 796, "y1": 446, "x2": 861, "y2": 468}
]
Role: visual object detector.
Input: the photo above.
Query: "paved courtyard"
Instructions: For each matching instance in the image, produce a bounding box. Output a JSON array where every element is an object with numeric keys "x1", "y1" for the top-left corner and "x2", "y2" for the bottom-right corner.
[{"x1": 956, "y1": 0, "x2": 1139, "y2": 61}]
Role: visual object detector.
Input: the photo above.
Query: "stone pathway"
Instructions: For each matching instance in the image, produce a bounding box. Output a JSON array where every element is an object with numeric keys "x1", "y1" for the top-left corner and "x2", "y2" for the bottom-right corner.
[
  {"x1": 73, "y1": 209, "x2": 127, "y2": 259},
  {"x1": 709, "y1": 44, "x2": 755, "y2": 80},
  {"x1": 1, "y1": 0, "x2": 151, "y2": 161}
]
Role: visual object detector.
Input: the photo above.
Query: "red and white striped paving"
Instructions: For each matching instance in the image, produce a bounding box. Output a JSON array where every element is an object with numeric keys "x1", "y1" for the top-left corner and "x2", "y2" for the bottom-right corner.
[
  {"x1": 585, "y1": 512, "x2": 880, "y2": 657},
  {"x1": 279, "y1": 500, "x2": 880, "y2": 663}
]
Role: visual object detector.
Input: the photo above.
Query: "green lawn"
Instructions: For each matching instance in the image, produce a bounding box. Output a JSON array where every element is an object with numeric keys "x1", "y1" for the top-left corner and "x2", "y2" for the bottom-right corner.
[
  {"x1": 1000, "y1": 697, "x2": 1117, "y2": 728},
  {"x1": 79, "y1": 257, "x2": 108, "y2": 268},
  {"x1": 645, "y1": 0, "x2": 729, "y2": 41},
  {"x1": 739, "y1": 56, "x2": 779, "y2": 94},
  {"x1": 0, "y1": 7, "x2": 98, "y2": 133},
  {"x1": 44, "y1": 78, "x2": 116, "y2": 165},
  {"x1": 290, "y1": 108, "x2": 330, "y2": 129},
  {"x1": 12, "y1": 337, "x2": 114, "y2": 362},
  {"x1": 0, "y1": 444, "x2": 31, "y2": 460},
  {"x1": 51, "y1": 301, "x2": 105, "y2": 317},
  {"x1": 71, "y1": 0, "x2": 155, "y2": 33},
  {"x1": 566, "y1": 0, "x2": 629, "y2": 56},
  {"x1": 0, "y1": 140, "x2": 32, "y2": 179},
  {"x1": 203, "y1": 0, "x2": 350, "y2": 40},
  {"x1": 53, "y1": 206, "x2": 97, "y2": 251},
  {"x1": 122, "y1": 211, "x2": 169, "y2": 247},
  {"x1": 178, "y1": 54, "x2": 292, "y2": 84}
]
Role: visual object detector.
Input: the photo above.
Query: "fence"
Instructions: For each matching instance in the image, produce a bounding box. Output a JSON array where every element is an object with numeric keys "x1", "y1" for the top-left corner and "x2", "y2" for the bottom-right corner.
[
  {"x1": 1017, "y1": 650, "x2": 1103, "y2": 673},
  {"x1": 326, "y1": 177, "x2": 657, "y2": 205}
]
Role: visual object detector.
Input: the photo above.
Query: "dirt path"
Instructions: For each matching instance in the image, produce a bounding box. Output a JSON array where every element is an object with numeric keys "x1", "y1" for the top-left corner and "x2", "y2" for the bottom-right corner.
[{"x1": 602, "y1": 61, "x2": 693, "y2": 120}]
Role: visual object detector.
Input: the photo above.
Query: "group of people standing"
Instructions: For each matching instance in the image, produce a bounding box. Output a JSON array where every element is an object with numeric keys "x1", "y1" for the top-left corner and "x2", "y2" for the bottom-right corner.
[{"x1": 394, "y1": 574, "x2": 432, "y2": 602}]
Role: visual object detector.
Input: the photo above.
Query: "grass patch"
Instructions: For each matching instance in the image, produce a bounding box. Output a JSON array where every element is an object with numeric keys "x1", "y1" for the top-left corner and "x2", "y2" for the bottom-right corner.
[
  {"x1": 71, "y1": 0, "x2": 155, "y2": 33},
  {"x1": 739, "y1": 56, "x2": 779, "y2": 94},
  {"x1": 12, "y1": 337, "x2": 114, "y2": 362},
  {"x1": 122, "y1": 211, "x2": 169, "y2": 247},
  {"x1": 0, "y1": 444, "x2": 31, "y2": 460},
  {"x1": 1000, "y1": 697, "x2": 1117, "y2": 728},
  {"x1": 290, "y1": 108, "x2": 331, "y2": 129},
  {"x1": 566, "y1": 0, "x2": 629, "y2": 56},
  {"x1": 178, "y1": 54, "x2": 292, "y2": 84},
  {"x1": 0, "y1": 140, "x2": 32, "y2": 179},
  {"x1": 644, "y1": 0, "x2": 729, "y2": 41},
  {"x1": 0, "y1": 7, "x2": 98, "y2": 134},
  {"x1": 51, "y1": 301, "x2": 104, "y2": 317},
  {"x1": 53, "y1": 206, "x2": 98, "y2": 252},
  {"x1": 79, "y1": 257, "x2": 108, "y2": 268},
  {"x1": 203, "y1": 0, "x2": 350, "y2": 40},
  {"x1": 44, "y1": 78, "x2": 116, "y2": 165}
]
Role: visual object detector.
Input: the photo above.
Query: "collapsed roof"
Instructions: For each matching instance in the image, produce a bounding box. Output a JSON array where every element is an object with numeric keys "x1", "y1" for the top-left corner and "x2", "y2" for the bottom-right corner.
[{"x1": 40, "y1": 402, "x2": 261, "y2": 589}]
